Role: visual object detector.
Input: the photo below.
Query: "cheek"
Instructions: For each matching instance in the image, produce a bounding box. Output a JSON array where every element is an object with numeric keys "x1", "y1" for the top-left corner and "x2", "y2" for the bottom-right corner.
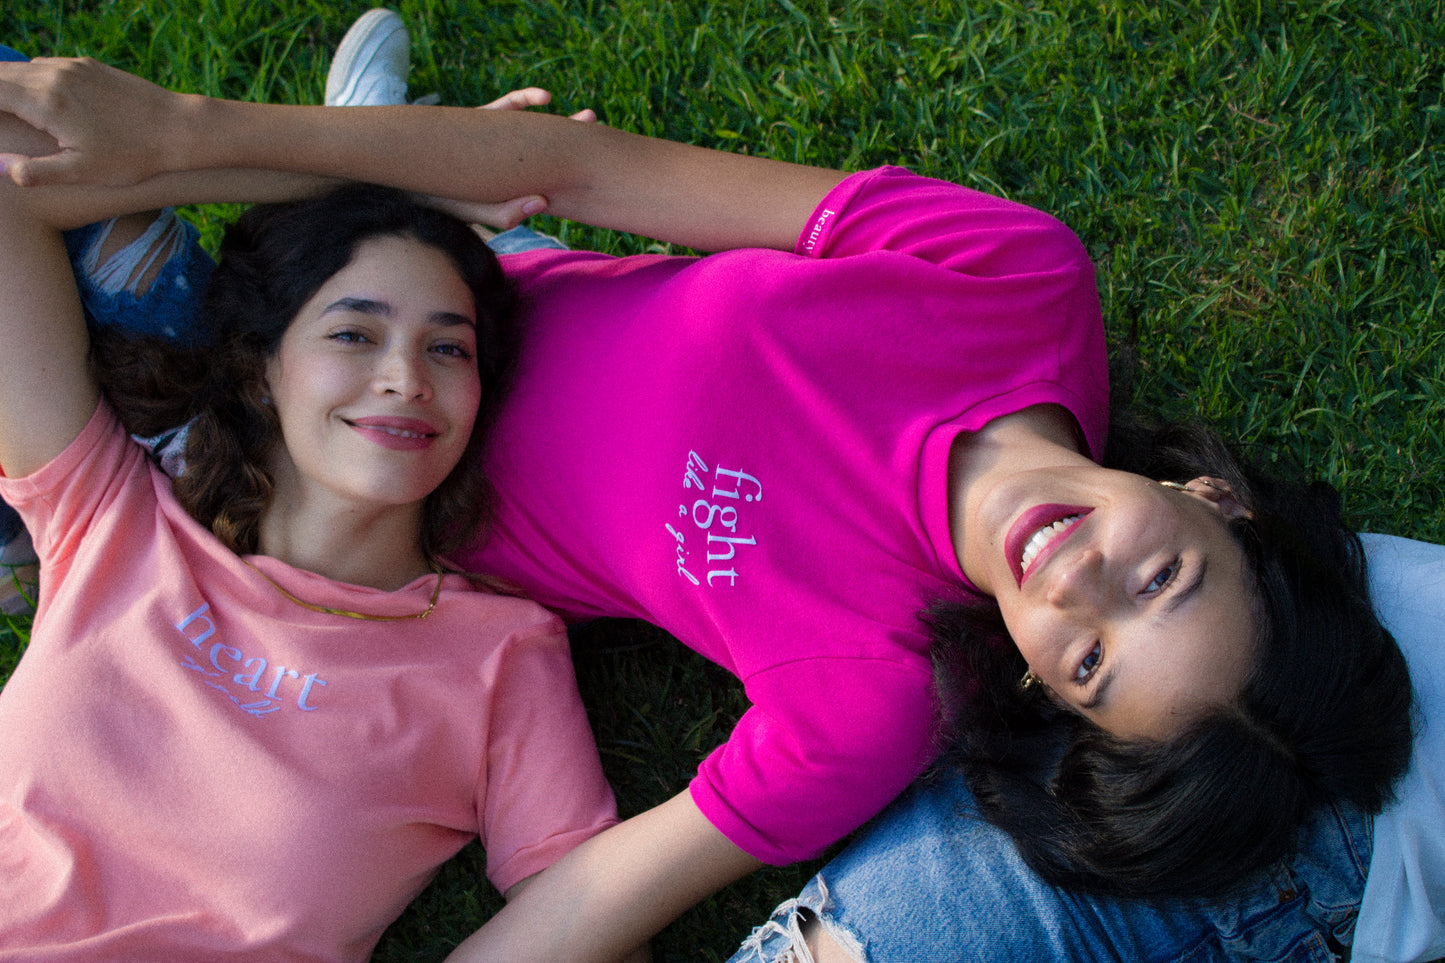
[
  {"x1": 449, "y1": 371, "x2": 485, "y2": 430},
  {"x1": 996, "y1": 600, "x2": 1054, "y2": 663}
]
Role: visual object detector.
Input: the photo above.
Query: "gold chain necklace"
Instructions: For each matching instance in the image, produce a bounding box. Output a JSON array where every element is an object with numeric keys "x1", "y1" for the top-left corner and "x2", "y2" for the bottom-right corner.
[{"x1": 245, "y1": 559, "x2": 444, "y2": 621}]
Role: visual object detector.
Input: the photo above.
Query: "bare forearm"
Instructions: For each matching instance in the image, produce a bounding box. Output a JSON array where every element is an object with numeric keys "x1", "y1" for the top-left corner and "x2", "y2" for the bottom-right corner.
[
  {"x1": 172, "y1": 96, "x2": 847, "y2": 252},
  {"x1": 4, "y1": 57, "x2": 847, "y2": 250},
  {"x1": 446, "y1": 791, "x2": 761, "y2": 963},
  {"x1": 2, "y1": 100, "x2": 329, "y2": 227},
  {"x1": 30, "y1": 167, "x2": 330, "y2": 230}
]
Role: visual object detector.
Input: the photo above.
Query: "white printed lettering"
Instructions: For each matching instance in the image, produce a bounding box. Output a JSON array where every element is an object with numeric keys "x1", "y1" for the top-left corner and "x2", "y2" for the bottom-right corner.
[
  {"x1": 706, "y1": 532, "x2": 757, "y2": 563},
  {"x1": 802, "y1": 208, "x2": 835, "y2": 253},
  {"x1": 712, "y1": 466, "x2": 763, "y2": 503},
  {"x1": 691, "y1": 500, "x2": 739, "y2": 532},
  {"x1": 707, "y1": 568, "x2": 740, "y2": 587},
  {"x1": 669, "y1": 450, "x2": 766, "y2": 589},
  {"x1": 665, "y1": 523, "x2": 700, "y2": 586}
]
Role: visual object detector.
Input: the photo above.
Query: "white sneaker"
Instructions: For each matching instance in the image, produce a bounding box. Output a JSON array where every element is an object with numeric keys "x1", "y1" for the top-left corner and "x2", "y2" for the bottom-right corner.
[{"x1": 325, "y1": 8, "x2": 409, "y2": 106}]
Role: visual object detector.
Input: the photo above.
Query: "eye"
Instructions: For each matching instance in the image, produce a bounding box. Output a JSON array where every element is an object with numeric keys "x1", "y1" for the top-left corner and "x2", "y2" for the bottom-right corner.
[
  {"x1": 1143, "y1": 559, "x2": 1181, "y2": 594},
  {"x1": 430, "y1": 341, "x2": 474, "y2": 361},
  {"x1": 1074, "y1": 642, "x2": 1102, "y2": 683},
  {"x1": 326, "y1": 329, "x2": 371, "y2": 345}
]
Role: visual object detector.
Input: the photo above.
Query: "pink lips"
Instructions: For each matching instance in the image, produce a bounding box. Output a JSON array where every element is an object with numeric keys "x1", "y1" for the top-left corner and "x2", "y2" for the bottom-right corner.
[
  {"x1": 347, "y1": 416, "x2": 439, "y2": 451},
  {"x1": 1005, "y1": 504, "x2": 1091, "y2": 587}
]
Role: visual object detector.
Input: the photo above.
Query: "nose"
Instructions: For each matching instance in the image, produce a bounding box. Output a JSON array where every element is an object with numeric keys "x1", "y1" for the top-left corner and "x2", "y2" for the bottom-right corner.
[
  {"x1": 375, "y1": 346, "x2": 432, "y2": 402},
  {"x1": 1044, "y1": 546, "x2": 1108, "y2": 611}
]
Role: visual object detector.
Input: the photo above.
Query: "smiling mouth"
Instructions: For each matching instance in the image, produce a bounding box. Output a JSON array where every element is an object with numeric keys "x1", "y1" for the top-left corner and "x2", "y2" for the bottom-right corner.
[
  {"x1": 1006, "y1": 504, "x2": 1092, "y2": 586},
  {"x1": 346, "y1": 417, "x2": 440, "y2": 450},
  {"x1": 361, "y1": 424, "x2": 432, "y2": 439},
  {"x1": 1020, "y1": 515, "x2": 1083, "y2": 576}
]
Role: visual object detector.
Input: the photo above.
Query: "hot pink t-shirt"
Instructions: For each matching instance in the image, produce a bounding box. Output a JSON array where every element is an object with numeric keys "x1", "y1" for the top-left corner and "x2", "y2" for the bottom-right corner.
[
  {"x1": 458, "y1": 167, "x2": 1109, "y2": 863},
  {"x1": 0, "y1": 404, "x2": 617, "y2": 962}
]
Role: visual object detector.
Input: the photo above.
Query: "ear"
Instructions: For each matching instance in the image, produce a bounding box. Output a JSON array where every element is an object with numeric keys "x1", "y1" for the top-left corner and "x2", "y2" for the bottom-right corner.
[{"x1": 1188, "y1": 476, "x2": 1254, "y2": 520}]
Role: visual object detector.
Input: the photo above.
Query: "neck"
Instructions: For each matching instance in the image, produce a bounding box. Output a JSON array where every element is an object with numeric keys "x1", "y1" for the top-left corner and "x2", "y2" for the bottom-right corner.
[
  {"x1": 947, "y1": 404, "x2": 1090, "y2": 592},
  {"x1": 256, "y1": 494, "x2": 432, "y2": 591}
]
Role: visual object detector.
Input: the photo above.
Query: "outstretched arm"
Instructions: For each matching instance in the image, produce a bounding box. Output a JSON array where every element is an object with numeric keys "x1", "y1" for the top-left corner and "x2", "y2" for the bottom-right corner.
[{"x1": 0, "y1": 57, "x2": 848, "y2": 252}]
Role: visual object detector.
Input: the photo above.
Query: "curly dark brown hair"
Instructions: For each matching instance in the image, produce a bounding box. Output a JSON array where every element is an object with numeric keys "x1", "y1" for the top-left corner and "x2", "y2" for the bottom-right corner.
[{"x1": 91, "y1": 183, "x2": 518, "y2": 559}]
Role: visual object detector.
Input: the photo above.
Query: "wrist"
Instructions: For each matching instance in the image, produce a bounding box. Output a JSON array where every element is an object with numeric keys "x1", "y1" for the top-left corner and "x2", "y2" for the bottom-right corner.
[{"x1": 174, "y1": 92, "x2": 231, "y2": 171}]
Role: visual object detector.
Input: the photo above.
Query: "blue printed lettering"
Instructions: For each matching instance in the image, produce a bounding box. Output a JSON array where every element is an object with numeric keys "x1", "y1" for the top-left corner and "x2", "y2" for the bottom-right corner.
[
  {"x1": 234, "y1": 658, "x2": 267, "y2": 691},
  {"x1": 265, "y1": 666, "x2": 301, "y2": 700},
  {"x1": 209, "y1": 643, "x2": 242, "y2": 674},
  {"x1": 296, "y1": 674, "x2": 328, "y2": 711},
  {"x1": 176, "y1": 604, "x2": 217, "y2": 647},
  {"x1": 173, "y1": 601, "x2": 330, "y2": 714}
]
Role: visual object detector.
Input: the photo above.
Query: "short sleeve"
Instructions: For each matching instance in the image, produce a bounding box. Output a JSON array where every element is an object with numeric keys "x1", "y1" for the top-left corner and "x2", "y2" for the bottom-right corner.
[
  {"x1": 796, "y1": 166, "x2": 1108, "y2": 462},
  {"x1": 0, "y1": 401, "x2": 147, "y2": 569},
  {"x1": 478, "y1": 626, "x2": 618, "y2": 894},
  {"x1": 688, "y1": 655, "x2": 936, "y2": 864}
]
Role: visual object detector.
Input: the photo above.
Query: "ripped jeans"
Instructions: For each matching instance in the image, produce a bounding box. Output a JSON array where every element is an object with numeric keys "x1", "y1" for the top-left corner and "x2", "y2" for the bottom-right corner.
[{"x1": 729, "y1": 774, "x2": 1369, "y2": 963}]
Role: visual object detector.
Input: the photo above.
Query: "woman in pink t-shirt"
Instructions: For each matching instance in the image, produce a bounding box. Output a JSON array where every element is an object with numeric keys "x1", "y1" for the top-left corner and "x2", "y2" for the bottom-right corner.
[
  {"x1": 0, "y1": 39, "x2": 1414, "y2": 962},
  {"x1": 0, "y1": 89, "x2": 621, "y2": 960}
]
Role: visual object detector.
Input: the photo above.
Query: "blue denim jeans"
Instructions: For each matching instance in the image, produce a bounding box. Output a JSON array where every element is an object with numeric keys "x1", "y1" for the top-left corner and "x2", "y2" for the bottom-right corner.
[{"x1": 730, "y1": 774, "x2": 1369, "y2": 962}]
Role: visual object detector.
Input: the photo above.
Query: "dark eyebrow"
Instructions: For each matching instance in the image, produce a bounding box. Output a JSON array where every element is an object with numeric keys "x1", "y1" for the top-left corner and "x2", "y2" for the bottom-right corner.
[
  {"x1": 325, "y1": 297, "x2": 474, "y2": 327},
  {"x1": 1080, "y1": 559, "x2": 1209, "y2": 713},
  {"x1": 326, "y1": 297, "x2": 390, "y2": 317}
]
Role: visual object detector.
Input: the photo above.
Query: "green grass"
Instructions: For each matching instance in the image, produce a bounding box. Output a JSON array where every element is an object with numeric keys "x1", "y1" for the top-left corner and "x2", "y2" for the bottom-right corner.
[{"x1": 2, "y1": 0, "x2": 1442, "y2": 959}]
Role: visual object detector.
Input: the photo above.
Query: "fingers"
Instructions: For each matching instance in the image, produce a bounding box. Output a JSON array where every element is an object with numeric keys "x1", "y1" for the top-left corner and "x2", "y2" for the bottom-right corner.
[
  {"x1": 477, "y1": 88, "x2": 598, "y2": 123},
  {"x1": 478, "y1": 87, "x2": 553, "y2": 112},
  {"x1": 0, "y1": 153, "x2": 67, "y2": 187},
  {"x1": 417, "y1": 193, "x2": 550, "y2": 231}
]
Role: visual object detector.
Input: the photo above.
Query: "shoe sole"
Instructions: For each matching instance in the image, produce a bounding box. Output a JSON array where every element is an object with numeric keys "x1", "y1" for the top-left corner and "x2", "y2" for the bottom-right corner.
[{"x1": 325, "y1": 8, "x2": 407, "y2": 106}]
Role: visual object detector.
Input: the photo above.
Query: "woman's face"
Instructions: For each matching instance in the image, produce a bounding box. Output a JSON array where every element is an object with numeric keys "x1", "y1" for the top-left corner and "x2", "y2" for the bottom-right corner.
[
  {"x1": 971, "y1": 465, "x2": 1258, "y2": 740},
  {"x1": 264, "y1": 235, "x2": 482, "y2": 515}
]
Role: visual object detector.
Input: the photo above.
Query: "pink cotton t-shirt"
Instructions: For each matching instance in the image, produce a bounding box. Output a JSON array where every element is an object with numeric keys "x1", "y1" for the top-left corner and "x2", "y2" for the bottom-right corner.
[
  {"x1": 0, "y1": 404, "x2": 617, "y2": 962},
  {"x1": 458, "y1": 166, "x2": 1109, "y2": 864}
]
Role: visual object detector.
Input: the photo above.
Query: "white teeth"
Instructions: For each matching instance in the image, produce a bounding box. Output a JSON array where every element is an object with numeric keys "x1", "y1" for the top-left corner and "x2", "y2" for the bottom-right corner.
[{"x1": 1020, "y1": 515, "x2": 1081, "y2": 575}]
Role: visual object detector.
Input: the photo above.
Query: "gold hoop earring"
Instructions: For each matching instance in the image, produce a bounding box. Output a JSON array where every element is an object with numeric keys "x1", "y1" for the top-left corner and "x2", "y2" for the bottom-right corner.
[
  {"x1": 1019, "y1": 668, "x2": 1042, "y2": 692},
  {"x1": 1159, "y1": 480, "x2": 1190, "y2": 492}
]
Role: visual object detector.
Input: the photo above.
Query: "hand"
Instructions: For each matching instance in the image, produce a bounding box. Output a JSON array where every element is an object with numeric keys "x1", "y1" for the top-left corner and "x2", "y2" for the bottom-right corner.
[
  {"x1": 479, "y1": 86, "x2": 598, "y2": 124},
  {"x1": 0, "y1": 57, "x2": 188, "y2": 188},
  {"x1": 425, "y1": 87, "x2": 598, "y2": 228}
]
